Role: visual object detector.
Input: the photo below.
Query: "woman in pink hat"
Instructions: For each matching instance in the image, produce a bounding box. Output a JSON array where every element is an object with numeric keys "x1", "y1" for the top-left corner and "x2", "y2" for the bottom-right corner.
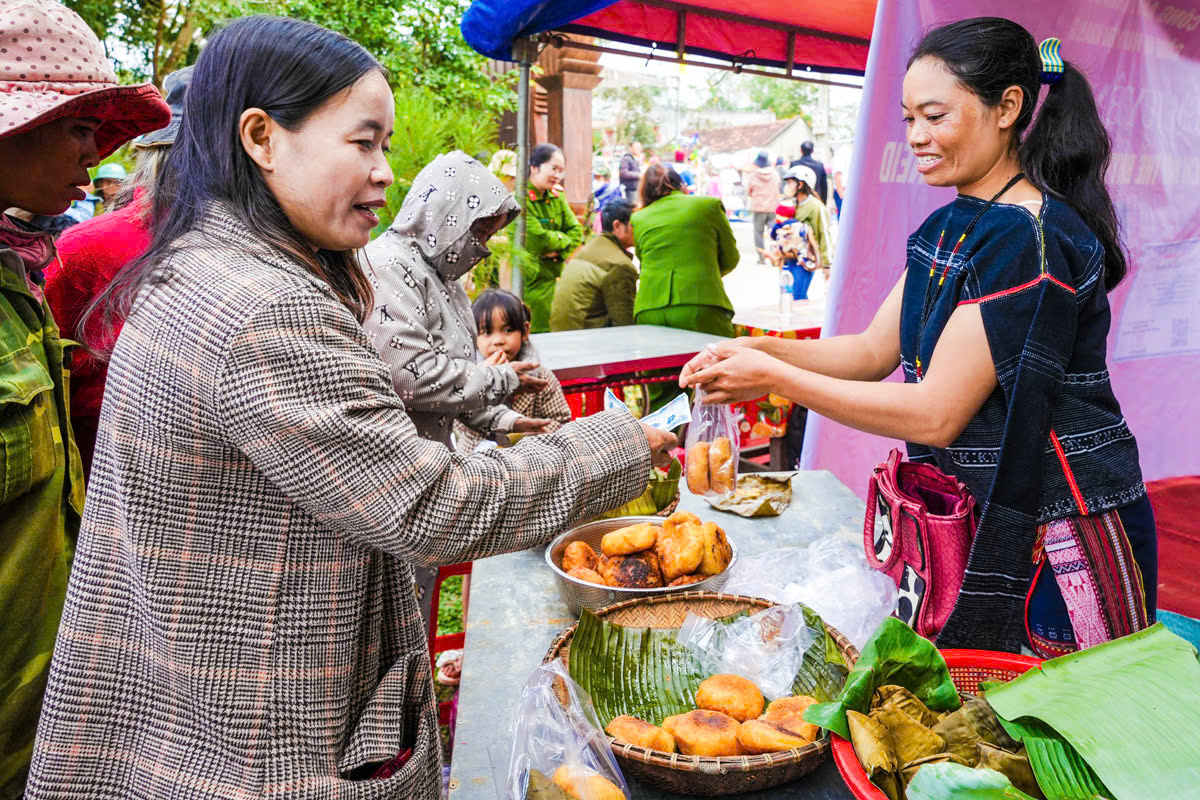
[{"x1": 0, "y1": 1, "x2": 169, "y2": 795}]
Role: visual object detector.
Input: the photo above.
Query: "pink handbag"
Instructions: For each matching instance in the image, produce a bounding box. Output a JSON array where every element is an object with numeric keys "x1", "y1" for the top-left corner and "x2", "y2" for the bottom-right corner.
[{"x1": 863, "y1": 449, "x2": 977, "y2": 640}]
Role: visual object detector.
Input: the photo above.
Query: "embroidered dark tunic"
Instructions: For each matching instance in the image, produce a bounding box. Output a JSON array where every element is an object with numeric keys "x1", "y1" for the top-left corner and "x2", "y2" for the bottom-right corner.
[{"x1": 899, "y1": 193, "x2": 1148, "y2": 652}]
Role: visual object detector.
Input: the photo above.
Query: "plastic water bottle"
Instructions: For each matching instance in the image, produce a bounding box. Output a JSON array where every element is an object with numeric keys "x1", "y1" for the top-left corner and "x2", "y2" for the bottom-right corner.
[{"x1": 778, "y1": 268, "x2": 794, "y2": 318}]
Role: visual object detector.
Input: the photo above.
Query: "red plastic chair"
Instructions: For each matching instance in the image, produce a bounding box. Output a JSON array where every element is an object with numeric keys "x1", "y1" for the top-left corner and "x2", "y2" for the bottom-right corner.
[{"x1": 428, "y1": 561, "x2": 473, "y2": 726}]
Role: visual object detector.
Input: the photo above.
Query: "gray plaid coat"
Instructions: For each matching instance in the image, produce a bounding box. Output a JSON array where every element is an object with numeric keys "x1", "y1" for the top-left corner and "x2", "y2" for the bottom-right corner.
[{"x1": 27, "y1": 208, "x2": 651, "y2": 800}]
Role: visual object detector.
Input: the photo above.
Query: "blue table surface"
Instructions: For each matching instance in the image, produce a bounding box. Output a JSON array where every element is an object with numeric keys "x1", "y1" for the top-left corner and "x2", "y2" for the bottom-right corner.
[{"x1": 448, "y1": 471, "x2": 866, "y2": 800}]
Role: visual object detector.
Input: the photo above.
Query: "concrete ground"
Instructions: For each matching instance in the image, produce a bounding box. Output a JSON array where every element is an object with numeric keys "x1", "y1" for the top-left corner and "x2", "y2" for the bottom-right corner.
[{"x1": 722, "y1": 212, "x2": 833, "y2": 330}]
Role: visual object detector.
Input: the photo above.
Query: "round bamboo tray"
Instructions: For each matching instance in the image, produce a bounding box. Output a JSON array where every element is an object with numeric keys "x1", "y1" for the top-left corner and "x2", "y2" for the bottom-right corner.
[
  {"x1": 832, "y1": 649, "x2": 1044, "y2": 800},
  {"x1": 543, "y1": 592, "x2": 861, "y2": 796}
]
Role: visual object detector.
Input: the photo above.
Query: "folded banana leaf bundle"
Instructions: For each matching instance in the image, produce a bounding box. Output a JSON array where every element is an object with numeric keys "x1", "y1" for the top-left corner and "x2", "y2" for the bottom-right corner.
[{"x1": 704, "y1": 472, "x2": 796, "y2": 517}]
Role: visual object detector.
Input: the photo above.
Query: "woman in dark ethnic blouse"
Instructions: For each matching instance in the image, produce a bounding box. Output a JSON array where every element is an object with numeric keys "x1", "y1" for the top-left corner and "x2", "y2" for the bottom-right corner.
[{"x1": 680, "y1": 18, "x2": 1155, "y2": 656}]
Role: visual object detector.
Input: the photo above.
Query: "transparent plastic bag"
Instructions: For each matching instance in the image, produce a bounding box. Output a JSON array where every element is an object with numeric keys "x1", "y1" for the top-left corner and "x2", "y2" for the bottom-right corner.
[
  {"x1": 684, "y1": 385, "x2": 739, "y2": 497},
  {"x1": 721, "y1": 537, "x2": 898, "y2": 649},
  {"x1": 676, "y1": 603, "x2": 816, "y2": 700},
  {"x1": 491, "y1": 660, "x2": 630, "y2": 800}
]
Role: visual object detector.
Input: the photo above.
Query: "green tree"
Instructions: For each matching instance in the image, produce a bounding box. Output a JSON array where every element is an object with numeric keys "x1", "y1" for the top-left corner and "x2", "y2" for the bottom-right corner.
[
  {"x1": 597, "y1": 85, "x2": 663, "y2": 147},
  {"x1": 65, "y1": 0, "x2": 518, "y2": 115},
  {"x1": 747, "y1": 76, "x2": 818, "y2": 125}
]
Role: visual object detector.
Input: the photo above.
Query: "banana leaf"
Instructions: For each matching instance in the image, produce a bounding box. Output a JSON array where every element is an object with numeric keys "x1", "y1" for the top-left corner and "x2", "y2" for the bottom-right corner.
[
  {"x1": 567, "y1": 604, "x2": 847, "y2": 728},
  {"x1": 804, "y1": 617, "x2": 960, "y2": 740},
  {"x1": 906, "y1": 763, "x2": 1039, "y2": 800},
  {"x1": 984, "y1": 624, "x2": 1200, "y2": 800},
  {"x1": 703, "y1": 472, "x2": 796, "y2": 517},
  {"x1": 594, "y1": 458, "x2": 681, "y2": 520},
  {"x1": 976, "y1": 682, "x2": 1110, "y2": 800}
]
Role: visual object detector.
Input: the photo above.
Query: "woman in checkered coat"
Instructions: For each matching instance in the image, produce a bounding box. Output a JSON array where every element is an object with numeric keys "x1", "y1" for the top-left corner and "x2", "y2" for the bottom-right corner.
[{"x1": 27, "y1": 16, "x2": 675, "y2": 800}]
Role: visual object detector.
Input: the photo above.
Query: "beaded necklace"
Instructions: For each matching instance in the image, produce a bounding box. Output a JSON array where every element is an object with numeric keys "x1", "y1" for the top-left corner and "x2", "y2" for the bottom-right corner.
[{"x1": 914, "y1": 172, "x2": 1025, "y2": 379}]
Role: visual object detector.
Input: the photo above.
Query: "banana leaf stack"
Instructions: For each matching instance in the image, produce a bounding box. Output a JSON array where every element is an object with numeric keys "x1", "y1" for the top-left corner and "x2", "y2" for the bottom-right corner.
[
  {"x1": 813, "y1": 618, "x2": 1200, "y2": 800},
  {"x1": 595, "y1": 458, "x2": 681, "y2": 519}
]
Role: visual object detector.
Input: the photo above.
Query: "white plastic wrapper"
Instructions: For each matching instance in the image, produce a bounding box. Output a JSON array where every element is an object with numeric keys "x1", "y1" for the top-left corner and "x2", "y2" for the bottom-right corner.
[
  {"x1": 683, "y1": 385, "x2": 739, "y2": 497},
  {"x1": 491, "y1": 660, "x2": 630, "y2": 800},
  {"x1": 676, "y1": 603, "x2": 816, "y2": 700},
  {"x1": 722, "y1": 537, "x2": 898, "y2": 649}
]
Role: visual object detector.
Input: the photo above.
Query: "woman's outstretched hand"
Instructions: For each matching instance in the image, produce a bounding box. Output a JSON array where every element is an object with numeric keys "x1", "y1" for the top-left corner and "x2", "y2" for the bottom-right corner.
[
  {"x1": 681, "y1": 342, "x2": 785, "y2": 404},
  {"x1": 678, "y1": 337, "x2": 761, "y2": 388}
]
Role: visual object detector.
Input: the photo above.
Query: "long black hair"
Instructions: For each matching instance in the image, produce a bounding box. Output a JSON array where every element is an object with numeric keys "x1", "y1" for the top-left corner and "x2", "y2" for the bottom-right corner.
[
  {"x1": 909, "y1": 17, "x2": 1126, "y2": 289},
  {"x1": 80, "y1": 15, "x2": 385, "y2": 355}
]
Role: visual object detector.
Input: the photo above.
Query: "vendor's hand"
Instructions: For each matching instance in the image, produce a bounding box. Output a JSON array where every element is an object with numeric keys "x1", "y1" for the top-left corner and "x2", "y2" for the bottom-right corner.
[
  {"x1": 677, "y1": 338, "x2": 762, "y2": 388},
  {"x1": 683, "y1": 342, "x2": 785, "y2": 403},
  {"x1": 510, "y1": 361, "x2": 549, "y2": 395},
  {"x1": 512, "y1": 416, "x2": 555, "y2": 435},
  {"x1": 639, "y1": 423, "x2": 678, "y2": 469},
  {"x1": 484, "y1": 349, "x2": 508, "y2": 366}
]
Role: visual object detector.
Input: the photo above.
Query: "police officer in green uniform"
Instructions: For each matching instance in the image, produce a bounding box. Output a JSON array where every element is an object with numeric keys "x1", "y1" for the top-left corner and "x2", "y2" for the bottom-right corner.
[{"x1": 522, "y1": 143, "x2": 583, "y2": 333}]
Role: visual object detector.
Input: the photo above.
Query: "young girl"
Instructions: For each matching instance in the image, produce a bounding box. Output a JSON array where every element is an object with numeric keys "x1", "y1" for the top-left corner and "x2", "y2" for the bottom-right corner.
[{"x1": 455, "y1": 289, "x2": 572, "y2": 453}]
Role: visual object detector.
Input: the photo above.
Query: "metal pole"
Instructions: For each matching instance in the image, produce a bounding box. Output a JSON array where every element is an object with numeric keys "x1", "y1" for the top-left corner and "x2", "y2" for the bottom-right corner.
[{"x1": 512, "y1": 39, "x2": 534, "y2": 300}]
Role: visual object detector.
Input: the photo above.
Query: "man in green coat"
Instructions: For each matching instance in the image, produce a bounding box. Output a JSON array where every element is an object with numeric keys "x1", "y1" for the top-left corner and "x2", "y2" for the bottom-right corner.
[
  {"x1": 631, "y1": 187, "x2": 739, "y2": 337},
  {"x1": 549, "y1": 199, "x2": 638, "y2": 331}
]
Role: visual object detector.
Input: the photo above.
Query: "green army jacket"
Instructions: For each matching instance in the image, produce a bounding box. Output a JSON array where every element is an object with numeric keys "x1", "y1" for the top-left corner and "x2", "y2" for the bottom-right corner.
[
  {"x1": 0, "y1": 225, "x2": 84, "y2": 798},
  {"x1": 549, "y1": 233, "x2": 638, "y2": 331}
]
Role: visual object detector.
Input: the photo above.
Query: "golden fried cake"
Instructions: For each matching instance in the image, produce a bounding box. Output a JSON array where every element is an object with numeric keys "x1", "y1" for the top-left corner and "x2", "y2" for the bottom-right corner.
[
  {"x1": 600, "y1": 522, "x2": 659, "y2": 556},
  {"x1": 663, "y1": 510, "x2": 702, "y2": 534},
  {"x1": 695, "y1": 522, "x2": 733, "y2": 576},
  {"x1": 695, "y1": 674, "x2": 764, "y2": 722},
  {"x1": 567, "y1": 567, "x2": 608, "y2": 586},
  {"x1": 762, "y1": 695, "x2": 820, "y2": 741},
  {"x1": 662, "y1": 710, "x2": 744, "y2": 757},
  {"x1": 737, "y1": 719, "x2": 815, "y2": 754},
  {"x1": 562, "y1": 541, "x2": 601, "y2": 574},
  {"x1": 668, "y1": 573, "x2": 706, "y2": 587},
  {"x1": 551, "y1": 765, "x2": 624, "y2": 800},
  {"x1": 601, "y1": 550, "x2": 664, "y2": 588},
  {"x1": 605, "y1": 715, "x2": 676, "y2": 753},
  {"x1": 654, "y1": 518, "x2": 705, "y2": 582},
  {"x1": 686, "y1": 442, "x2": 710, "y2": 494},
  {"x1": 709, "y1": 437, "x2": 734, "y2": 494}
]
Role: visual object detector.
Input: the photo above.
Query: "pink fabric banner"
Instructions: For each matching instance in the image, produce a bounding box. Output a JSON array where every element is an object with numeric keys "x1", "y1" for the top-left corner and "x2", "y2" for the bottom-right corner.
[{"x1": 803, "y1": 0, "x2": 1200, "y2": 496}]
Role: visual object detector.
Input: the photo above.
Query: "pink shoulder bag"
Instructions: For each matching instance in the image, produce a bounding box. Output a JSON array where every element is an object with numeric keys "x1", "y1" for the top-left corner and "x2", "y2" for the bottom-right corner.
[{"x1": 863, "y1": 449, "x2": 977, "y2": 640}]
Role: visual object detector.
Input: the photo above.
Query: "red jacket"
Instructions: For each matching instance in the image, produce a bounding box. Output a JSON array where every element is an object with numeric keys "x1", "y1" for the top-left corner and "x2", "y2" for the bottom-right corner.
[{"x1": 44, "y1": 201, "x2": 151, "y2": 419}]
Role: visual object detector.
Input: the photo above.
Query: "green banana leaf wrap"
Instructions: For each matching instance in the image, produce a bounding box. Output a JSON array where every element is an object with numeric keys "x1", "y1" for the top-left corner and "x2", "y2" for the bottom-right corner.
[
  {"x1": 595, "y1": 458, "x2": 681, "y2": 520},
  {"x1": 803, "y1": 617, "x2": 960, "y2": 740},
  {"x1": 906, "y1": 763, "x2": 1040, "y2": 800},
  {"x1": 703, "y1": 472, "x2": 796, "y2": 517},
  {"x1": 567, "y1": 604, "x2": 847, "y2": 728}
]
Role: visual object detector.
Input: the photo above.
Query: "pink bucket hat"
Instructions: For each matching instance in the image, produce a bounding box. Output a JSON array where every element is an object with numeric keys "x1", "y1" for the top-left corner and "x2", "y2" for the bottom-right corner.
[{"x1": 0, "y1": 0, "x2": 170, "y2": 157}]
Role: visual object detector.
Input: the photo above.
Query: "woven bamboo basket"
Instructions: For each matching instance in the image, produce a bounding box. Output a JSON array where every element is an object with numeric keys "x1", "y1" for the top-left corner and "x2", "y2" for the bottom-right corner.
[
  {"x1": 542, "y1": 592, "x2": 861, "y2": 796},
  {"x1": 831, "y1": 649, "x2": 1044, "y2": 800}
]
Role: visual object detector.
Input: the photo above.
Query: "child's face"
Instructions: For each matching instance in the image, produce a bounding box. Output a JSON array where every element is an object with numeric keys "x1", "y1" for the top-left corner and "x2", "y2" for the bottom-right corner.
[{"x1": 477, "y1": 308, "x2": 526, "y2": 362}]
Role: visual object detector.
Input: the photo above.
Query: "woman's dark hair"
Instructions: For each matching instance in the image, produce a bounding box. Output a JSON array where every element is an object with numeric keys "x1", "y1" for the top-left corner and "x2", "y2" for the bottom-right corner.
[
  {"x1": 530, "y1": 143, "x2": 562, "y2": 170},
  {"x1": 639, "y1": 164, "x2": 685, "y2": 208},
  {"x1": 472, "y1": 288, "x2": 530, "y2": 334},
  {"x1": 909, "y1": 17, "x2": 1125, "y2": 289},
  {"x1": 80, "y1": 15, "x2": 385, "y2": 355}
]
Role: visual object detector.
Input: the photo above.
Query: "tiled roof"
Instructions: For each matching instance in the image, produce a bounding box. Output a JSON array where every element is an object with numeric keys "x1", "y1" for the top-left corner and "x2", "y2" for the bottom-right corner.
[{"x1": 684, "y1": 117, "x2": 799, "y2": 152}]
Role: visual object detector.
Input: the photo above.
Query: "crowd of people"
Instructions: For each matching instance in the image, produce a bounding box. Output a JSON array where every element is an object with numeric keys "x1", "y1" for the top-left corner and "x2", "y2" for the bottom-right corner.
[{"x1": 0, "y1": 2, "x2": 1157, "y2": 799}]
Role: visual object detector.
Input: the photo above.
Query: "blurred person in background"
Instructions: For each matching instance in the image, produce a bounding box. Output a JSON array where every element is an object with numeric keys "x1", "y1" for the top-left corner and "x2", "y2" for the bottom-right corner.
[
  {"x1": 745, "y1": 150, "x2": 782, "y2": 264},
  {"x1": 619, "y1": 139, "x2": 643, "y2": 201},
  {"x1": 91, "y1": 162, "x2": 127, "y2": 210},
  {"x1": 791, "y1": 140, "x2": 829, "y2": 204},
  {"x1": 523, "y1": 142, "x2": 583, "y2": 332}
]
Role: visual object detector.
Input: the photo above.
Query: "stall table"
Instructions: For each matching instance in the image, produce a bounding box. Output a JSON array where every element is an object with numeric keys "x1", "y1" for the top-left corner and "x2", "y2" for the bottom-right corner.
[
  {"x1": 531, "y1": 325, "x2": 725, "y2": 417},
  {"x1": 448, "y1": 471, "x2": 865, "y2": 800}
]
